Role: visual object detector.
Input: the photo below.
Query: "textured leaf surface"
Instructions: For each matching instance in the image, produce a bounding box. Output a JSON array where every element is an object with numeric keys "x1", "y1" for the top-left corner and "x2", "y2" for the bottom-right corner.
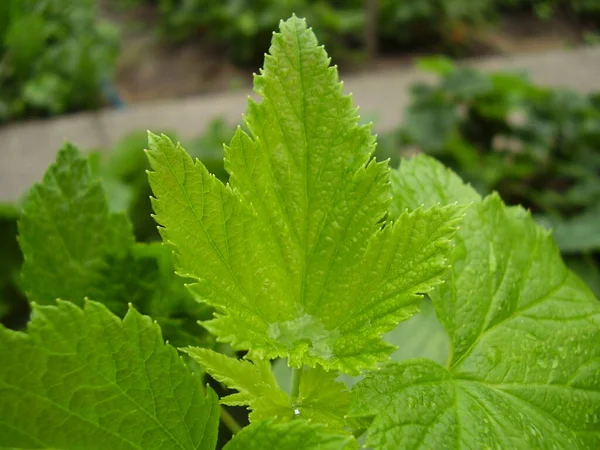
[
  {"x1": 351, "y1": 155, "x2": 600, "y2": 449},
  {"x1": 186, "y1": 349, "x2": 350, "y2": 429},
  {"x1": 223, "y1": 419, "x2": 356, "y2": 450},
  {"x1": 390, "y1": 153, "x2": 480, "y2": 213},
  {"x1": 184, "y1": 348, "x2": 290, "y2": 421},
  {"x1": 294, "y1": 366, "x2": 351, "y2": 430},
  {"x1": 19, "y1": 143, "x2": 134, "y2": 309},
  {"x1": 0, "y1": 300, "x2": 220, "y2": 449},
  {"x1": 147, "y1": 17, "x2": 463, "y2": 373},
  {"x1": 17, "y1": 145, "x2": 209, "y2": 345}
]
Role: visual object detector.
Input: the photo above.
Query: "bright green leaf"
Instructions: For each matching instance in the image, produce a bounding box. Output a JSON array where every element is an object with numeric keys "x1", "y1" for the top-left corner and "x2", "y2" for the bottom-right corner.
[
  {"x1": 184, "y1": 348, "x2": 291, "y2": 421},
  {"x1": 351, "y1": 156, "x2": 600, "y2": 449},
  {"x1": 223, "y1": 419, "x2": 357, "y2": 450},
  {"x1": 147, "y1": 17, "x2": 464, "y2": 373},
  {"x1": 294, "y1": 365, "x2": 351, "y2": 430},
  {"x1": 0, "y1": 300, "x2": 220, "y2": 449},
  {"x1": 390, "y1": 153, "x2": 480, "y2": 214},
  {"x1": 185, "y1": 349, "x2": 351, "y2": 430}
]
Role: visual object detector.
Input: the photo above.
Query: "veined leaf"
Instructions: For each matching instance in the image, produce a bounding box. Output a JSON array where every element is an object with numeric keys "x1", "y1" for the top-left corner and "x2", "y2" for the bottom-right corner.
[
  {"x1": 0, "y1": 300, "x2": 220, "y2": 449},
  {"x1": 183, "y1": 348, "x2": 291, "y2": 421},
  {"x1": 350, "y1": 155, "x2": 600, "y2": 449},
  {"x1": 19, "y1": 143, "x2": 134, "y2": 311},
  {"x1": 294, "y1": 365, "x2": 352, "y2": 430},
  {"x1": 223, "y1": 419, "x2": 357, "y2": 450},
  {"x1": 186, "y1": 348, "x2": 351, "y2": 430},
  {"x1": 17, "y1": 144, "x2": 210, "y2": 346},
  {"x1": 147, "y1": 16, "x2": 464, "y2": 373}
]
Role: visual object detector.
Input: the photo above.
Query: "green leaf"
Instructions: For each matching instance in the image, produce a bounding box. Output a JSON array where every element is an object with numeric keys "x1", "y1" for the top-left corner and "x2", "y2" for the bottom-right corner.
[
  {"x1": 294, "y1": 365, "x2": 351, "y2": 430},
  {"x1": 223, "y1": 419, "x2": 357, "y2": 450},
  {"x1": 390, "y1": 153, "x2": 480, "y2": 213},
  {"x1": 19, "y1": 143, "x2": 134, "y2": 308},
  {"x1": 384, "y1": 298, "x2": 450, "y2": 366},
  {"x1": 185, "y1": 349, "x2": 350, "y2": 430},
  {"x1": 351, "y1": 156, "x2": 600, "y2": 449},
  {"x1": 147, "y1": 16, "x2": 464, "y2": 374},
  {"x1": 183, "y1": 348, "x2": 291, "y2": 421},
  {"x1": 0, "y1": 300, "x2": 220, "y2": 449},
  {"x1": 546, "y1": 205, "x2": 600, "y2": 254}
]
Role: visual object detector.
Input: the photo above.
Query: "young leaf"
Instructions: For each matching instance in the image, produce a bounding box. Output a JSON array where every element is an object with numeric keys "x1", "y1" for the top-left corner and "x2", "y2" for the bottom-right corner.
[
  {"x1": 183, "y1": 347, "x2": 291, "y2": 421},
  {"x1": 19, "y1": 143, "x2": 134, "y2": 310},
  {"x1": 294, "y1": 365, "x2": 352, "y2": 430},
  {"x1": 0, "y1": 300, "x2": 220, "y2": 449},
  {"x1": 390, "y1": 153, "x2": 480, "y2": 213},
  {"x1": 384, "y1": 298, "x2": 450, "y2": 366},
  {"x1": 17, "y1": 144, "x2": 209, "y2": 345},
  {"x1": 350, "y1": 155, "x2": 600, "y2": 449},
  {"x1": 223, "y1": 419, "x2": 357, "y2": 450},
  {"x1": 185, "y1": 349, "x2": 351, "y2": 430},
  {"x1": 147, "y1": 16, "x2": 464, "y2": 373}
]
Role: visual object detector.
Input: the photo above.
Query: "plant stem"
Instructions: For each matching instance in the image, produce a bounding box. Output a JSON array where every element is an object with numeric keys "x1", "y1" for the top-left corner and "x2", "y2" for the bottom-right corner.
[
  {"x1": 290, "y1": 366, "x2": 303, "y2": 402},
  {"x1": 220, "y1": 405, "x2": 242, "y2": 435}
]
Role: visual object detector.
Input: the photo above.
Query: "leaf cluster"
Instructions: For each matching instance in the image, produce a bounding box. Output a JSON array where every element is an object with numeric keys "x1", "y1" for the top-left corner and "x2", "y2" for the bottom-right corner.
[
  {"x1": 0, "y1": 16, "x2": 599, "y2": 450},
  {"x1": 392, "y1": 55, "x2": 600, "y2": 296}
]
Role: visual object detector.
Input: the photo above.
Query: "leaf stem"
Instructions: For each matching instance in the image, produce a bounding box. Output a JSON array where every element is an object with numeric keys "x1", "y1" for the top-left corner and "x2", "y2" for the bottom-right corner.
[
  {"x1": 290, "y1": 366, "x2": 303, "y2": 402},
  {"x1": 220, "y1": 405, "x2": 242, "y2": 435}
]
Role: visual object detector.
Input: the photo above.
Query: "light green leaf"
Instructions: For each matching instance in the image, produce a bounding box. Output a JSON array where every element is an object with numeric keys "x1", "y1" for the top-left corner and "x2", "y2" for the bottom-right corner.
[
  {"x1": 223, "y1": 419, "x2": 357, "y2": 450},
  {"x1": 351, "y1": 156, "x2": 600, "y2": 449},
  {"x1": 146, "y1": 17, "x2": 463, "y2": 373},
  {"x1": 294, "y1": 366, "x2": 351, "y2": 430},
  {"x1": 390, "y1": 153, "x2": 480, "y2": 213},
  {"x1": 185, "y1": 349, "x2": 351, "y2": 430},
  {"x1": 19, "y1": 143, "x2": 134, "y2": 309},
  {"x1": 384, "y1": 298, "x2": 450, "y2": 366},
  {"x1": 183, "y1": 348, "x2": 291, "y2": 421},
  {"x1": 0, "y1": 300, "x2": 220, "y2": 449}
]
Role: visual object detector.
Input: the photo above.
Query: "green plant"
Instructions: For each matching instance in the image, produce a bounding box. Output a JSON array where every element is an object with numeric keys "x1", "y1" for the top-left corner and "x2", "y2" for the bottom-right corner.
[
  {"x1": 0, "y1": 0, "x2": 119, "y2": 121},
  {"x1": 396, "y1": 56, "x2": 600, "y2": 296},
  {"x1": 1, "y1": 17, "x2": 599, "y2": 449},
  {"x1": 154, "y1": 0, "x2": 363, "y2": 65},
  {"x1": 0, "y1": 118, "x2": 233, "y2": 328}
]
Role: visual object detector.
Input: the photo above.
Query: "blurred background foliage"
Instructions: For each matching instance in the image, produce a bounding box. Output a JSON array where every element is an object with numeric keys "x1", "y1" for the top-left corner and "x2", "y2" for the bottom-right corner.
[
  {"x1": 0, "y1": 0, "x2": 119, "y2": 121},
  {"x1": 0, "y1": 0, "x2": 599, "y2": 121}
]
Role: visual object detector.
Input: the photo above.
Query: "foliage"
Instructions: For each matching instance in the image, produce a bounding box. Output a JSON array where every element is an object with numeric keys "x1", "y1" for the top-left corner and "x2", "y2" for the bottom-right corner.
[
  {"x1": 117, "y1": 0, "x2": 493, "y2": 65},
  {"x1": 1, "y1": 16, "x2": 599, "y2": 449},
  {"x1": 395, "y1": 55, "x2": 600, "y2": 296},
  {"x1": 0, "y1": 0, "x2": 119, "y2": 122},
  {"x1": 115, "y1": 0, "x2": 599, "y2": 66},
  {"x1": 498, "y1": 0, "x2": 600, "y2": 21},
  {"x1": 155, "y1": 0, "x2": 364, "y2": 65},
  {"x1": 0, "y1": 118, "x2": 234, "y2": 329},
  {"x1": 0, "y1": 300, "x2": 221, "y2": 449}
]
